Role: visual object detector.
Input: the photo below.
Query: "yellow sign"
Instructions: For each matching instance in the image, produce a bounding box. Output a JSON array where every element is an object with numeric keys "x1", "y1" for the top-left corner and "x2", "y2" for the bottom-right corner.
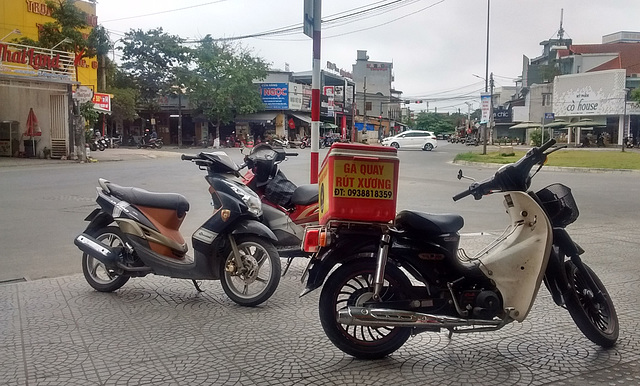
[{"x1": 332, "y1": 159, "x2": 394, "y2": 200}]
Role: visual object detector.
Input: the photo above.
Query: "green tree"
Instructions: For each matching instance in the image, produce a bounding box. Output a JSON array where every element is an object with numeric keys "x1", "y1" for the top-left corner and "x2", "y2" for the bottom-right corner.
[
  {"x1": 88, "y1": 25, "x2": 111, "y2": 91},
  {"x1": 415, "y1": 112, "x2": 455, "y2": 134},
  {"x1": 179, "y1": 36, "x2": 268, "y2": 140},
  {"x1": 120, "y1": 28, "x2": 189, "y2": 115},
  {"x1": 16, "y1": 0, "x2": 92, "y2": 56}
]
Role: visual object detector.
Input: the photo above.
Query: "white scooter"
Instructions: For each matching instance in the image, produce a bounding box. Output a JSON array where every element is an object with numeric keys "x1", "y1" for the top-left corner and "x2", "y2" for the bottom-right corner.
[{"x1": 300, "y1": 139, "x2": 618, "y2": 359}]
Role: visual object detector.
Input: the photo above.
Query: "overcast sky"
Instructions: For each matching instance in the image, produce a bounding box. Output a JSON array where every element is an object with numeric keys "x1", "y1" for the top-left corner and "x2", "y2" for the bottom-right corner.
[{"x1": 98, "y1": 0, "x2": 639, "y2": 114}]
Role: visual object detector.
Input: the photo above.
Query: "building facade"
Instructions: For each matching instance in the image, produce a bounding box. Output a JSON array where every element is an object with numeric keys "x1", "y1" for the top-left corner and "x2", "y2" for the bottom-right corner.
[{"x1": 0, "y1": 0, "x2": 98, "y2": 158}]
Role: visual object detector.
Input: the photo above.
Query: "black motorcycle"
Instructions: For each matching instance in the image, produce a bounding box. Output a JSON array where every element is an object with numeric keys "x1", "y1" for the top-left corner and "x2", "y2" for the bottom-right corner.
[
  {"x1": 74, "y1": 152, "x2": 281, "y2": 306},
  {"x1": 300, "y1": 139, "x2": 618, "y2": 358}
]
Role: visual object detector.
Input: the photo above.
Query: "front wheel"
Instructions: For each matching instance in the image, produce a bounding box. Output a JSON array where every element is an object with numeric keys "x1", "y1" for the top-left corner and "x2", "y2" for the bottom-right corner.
[
  {"x1": 319, "y1": 259, "x2": 412, "y2": 359},
  {"x1": 155, "y1": 140, "x2": 163, "y2": 149},
  {"x1": 81, "y1": 226, "x2": 129, "y2": 292},
  {"x1": 220, "y1": 235, "x2": 281, "y2": 307},
  {"x1": 98, "y1": 143, "x2": 106, "y2": 151},
  {"x1": 564, "y1": 261, "x2": 618, "y2": 347},
  {"x1": 390, "y1": 142, "x2": 400, "y2": 149},
  {"x1": 299, "y1": 142, "x2": 306, "y2": 149}
]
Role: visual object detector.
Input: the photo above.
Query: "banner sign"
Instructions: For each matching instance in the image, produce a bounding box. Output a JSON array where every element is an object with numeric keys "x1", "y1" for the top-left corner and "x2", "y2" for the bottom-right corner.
[
  {"x1": 0, "y1": 42, "x2": 75, "y2": 82},
  {"x1": 260, "y1": 83, "x2": 288, "y2": 109},
  {"x1": 92, "y1": 93, "x2": 111, "y2": 111},
  {"x1": 480, "y1": 92, "x2": 491, "y2": 123},
  {"x1": 553, "y1": 69, "x2": 626, "y2": 116}
]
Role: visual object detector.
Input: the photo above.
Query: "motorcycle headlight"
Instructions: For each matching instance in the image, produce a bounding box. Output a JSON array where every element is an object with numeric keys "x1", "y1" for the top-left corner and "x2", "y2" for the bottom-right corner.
[{"x1": 221, "y1": 180, "x2": 262, "y2": 217}]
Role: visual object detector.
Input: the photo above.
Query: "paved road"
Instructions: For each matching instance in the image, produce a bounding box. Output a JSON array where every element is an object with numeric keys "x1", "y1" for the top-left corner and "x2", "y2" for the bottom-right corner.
[{"x1": 1, "y1": 144, "x2": 639, "y2": 385}]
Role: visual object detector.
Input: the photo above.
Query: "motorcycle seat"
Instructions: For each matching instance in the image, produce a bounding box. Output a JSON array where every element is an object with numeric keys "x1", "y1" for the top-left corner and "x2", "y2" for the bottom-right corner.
[
  {"x1": 106, "y1": 183, "x2": 190, "y2": 217},
  {"x1": 291, "y1": 184, "x2": 319, "y2": 206},
  {"x1": 395, "y1": 210, "x2": 464, "y2": 234}
]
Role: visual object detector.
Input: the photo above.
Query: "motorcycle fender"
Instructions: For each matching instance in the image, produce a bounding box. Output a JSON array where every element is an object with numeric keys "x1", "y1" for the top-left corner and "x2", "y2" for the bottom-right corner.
[
  {"x1": 84, "y1": 210, "x2": 114, "y2": 233},
  {"x1": 300, "y1": 236, "x2": 379, "y2": 297},
  {"x1": 231, "y1": 219, "x2": 277, "y2": 242}
]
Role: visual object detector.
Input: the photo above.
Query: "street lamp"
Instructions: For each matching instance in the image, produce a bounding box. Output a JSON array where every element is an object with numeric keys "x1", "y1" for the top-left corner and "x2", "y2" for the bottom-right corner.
[
  {"x1": 1, "y1": 29, "x2": 21, "y2": 42},
  {"x1": 52, "y1": 37, "x2": 73, "y2": 50}
]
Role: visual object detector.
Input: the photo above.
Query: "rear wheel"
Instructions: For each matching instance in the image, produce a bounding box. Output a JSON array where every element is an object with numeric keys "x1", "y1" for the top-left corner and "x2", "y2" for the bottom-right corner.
[
  {"x1": 319, "y1": 260, "x2": 412, "y2": 359},
  {"x1": 299, "y1": 142, "x2": 306, "y2": 149},
  {"x1": 390, "y1": 142, "x2": 400, "y2": 149},
  {"x1": 423, "y1": 143, "x2": 434, "y2": 151},
  {"x1": 564, "y1": 261, "x2": 618, "y2": 347},
  {"x1": 81, "y1": 226, "x2": 129, "y2": 292},
  {"x1": 221, "y1": 235, "x2": 281, "y2": 307}
]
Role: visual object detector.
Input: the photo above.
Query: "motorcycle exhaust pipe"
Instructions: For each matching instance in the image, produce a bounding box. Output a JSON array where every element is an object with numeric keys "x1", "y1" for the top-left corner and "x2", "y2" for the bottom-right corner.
[
  {"x1": 337, "y1": 306, "x2": 503, "y2": 329},
  {"x1": 74, "y1": 234, "x2": 119, "y2": 268}
]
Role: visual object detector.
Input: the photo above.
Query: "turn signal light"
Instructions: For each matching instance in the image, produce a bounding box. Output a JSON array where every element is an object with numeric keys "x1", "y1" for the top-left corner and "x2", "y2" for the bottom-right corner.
[{"x1": 302, "y1": 227, "x2": 328, "y2": 253}]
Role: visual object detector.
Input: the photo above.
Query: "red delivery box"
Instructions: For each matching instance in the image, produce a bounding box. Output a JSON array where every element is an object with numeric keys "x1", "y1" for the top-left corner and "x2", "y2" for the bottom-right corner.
[{"x1": 318, "y1": 143, "x2": 399, "y2": 225}]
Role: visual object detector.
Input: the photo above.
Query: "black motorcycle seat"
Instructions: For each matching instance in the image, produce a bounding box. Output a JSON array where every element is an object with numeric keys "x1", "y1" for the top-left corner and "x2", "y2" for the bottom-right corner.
[
  {"x1": 291, "y1": 184, "x2": 319, "y2": 206},
  {"x1": 106, "y1": 183, "x2": 190, "y2": 217},
  {"x1": 395, "y1": 210, "x2": 464, "y2": 234}
]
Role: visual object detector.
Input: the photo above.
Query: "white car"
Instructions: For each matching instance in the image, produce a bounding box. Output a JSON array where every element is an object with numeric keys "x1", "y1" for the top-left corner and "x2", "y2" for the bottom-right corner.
[{"x1": 381, "y1": 130, "x2": 438, "y2": 151}]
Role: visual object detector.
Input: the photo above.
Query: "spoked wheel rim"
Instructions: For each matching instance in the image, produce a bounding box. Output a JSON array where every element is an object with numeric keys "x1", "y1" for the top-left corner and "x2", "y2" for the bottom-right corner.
[
  {"x1": 224, "y1": 241, "x2": 275, "y2": 300},
  {"x1": 337, "y1": 274, "x2": 400, "y2": 343},
  {"x1": 569, "y1": 266, "x2": 616, "y2": 335},
  {"x1": 327, "y1": 263, "x2": 410, "y2": 345},
  {"x1": 85, "y1": 232, "x2": 123, "y2": 285}
]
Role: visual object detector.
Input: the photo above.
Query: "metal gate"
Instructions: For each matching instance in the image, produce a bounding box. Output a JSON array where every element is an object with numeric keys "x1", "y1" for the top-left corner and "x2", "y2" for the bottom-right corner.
[{"x1": 49, "y1": 94, "x2": 68, "y2": 158}]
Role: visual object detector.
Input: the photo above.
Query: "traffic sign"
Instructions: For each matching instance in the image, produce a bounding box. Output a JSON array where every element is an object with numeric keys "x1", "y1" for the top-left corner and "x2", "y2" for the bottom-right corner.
[{"x1": 544, "y1": 113, "x2": 555, "y2": 120}]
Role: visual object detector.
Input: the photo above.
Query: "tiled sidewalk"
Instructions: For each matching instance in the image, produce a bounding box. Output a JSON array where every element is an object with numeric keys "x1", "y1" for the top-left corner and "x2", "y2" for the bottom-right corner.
[{"x1": 1, "y1": 230, "x2": 639, "y2": 385}]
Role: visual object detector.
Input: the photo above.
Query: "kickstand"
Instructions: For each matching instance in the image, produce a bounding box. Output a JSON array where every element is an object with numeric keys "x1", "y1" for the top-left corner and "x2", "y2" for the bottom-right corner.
[
  {"x1": 192, "y1": 279, "x2": 204, "y2": 293},
  {"x1": 282, "y1": 257, "x2": 294, "y2": 277},
  {"x1": 447, "y1": 329, "x2": 454, "y2": 339}
]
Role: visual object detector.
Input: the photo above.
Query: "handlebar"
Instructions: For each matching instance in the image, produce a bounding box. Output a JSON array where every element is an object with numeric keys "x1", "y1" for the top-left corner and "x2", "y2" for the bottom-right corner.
[
  {"x1": 452, "y1": 138, "x2": 558, "y2": 201},
  {"x1": 181, "y1": 154, "x2": 198, "y2": 161},
  {"x1": 452, "y1": 189, "x2": 472, "y2": 202},
  {"x1": 285, "y1": 152, "x2": 299, "y2": 157}
]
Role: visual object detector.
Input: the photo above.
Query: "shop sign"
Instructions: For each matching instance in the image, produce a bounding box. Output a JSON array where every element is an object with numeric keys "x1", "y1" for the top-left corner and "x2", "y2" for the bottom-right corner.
[
  {"x1": 92, "y1": 93, "x2": 111, "y2": 111},
  {"x1": 493, "y1": 106, "x2": 511, "y2": 123},
  {"x1": 260, "y1": 83, "x2": 288, "y2": 109},
  {"x1": 326, "y1": 61, "x2": 353, "y2": 79},
  {"x1": 0, "y1": 42, "x2": 74, "y2": 81},
  {"x1": 289, "y1": 82, "x2": 310, "y2": 111},
  {"x1": 74, "y1": 86, "x2": 93, "y2": 103},
  {"x1": 553, "y1": 69, "x2": 626, "y2": 116}
]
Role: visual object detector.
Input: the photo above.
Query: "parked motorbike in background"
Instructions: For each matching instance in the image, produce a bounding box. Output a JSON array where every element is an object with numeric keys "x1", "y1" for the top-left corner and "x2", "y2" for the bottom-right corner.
[
  {"x1": 74, "y1": 151, "x2": 281, "y2": 307},
  {"x1": 89, "y1": 136, "x2": 108, "y2": 151},
  {"x1": 241, "y1": 144, "x2": 319, "y2": 273},
  {"x1": 298, "y1": 136, "x2": 310, "y2": 149},
  {"x1": 269, "y1": 137, "x2": 290, "y2": 148},
  {"x1": 137, "y1": 137, "x2": 163, "y2": 149},
  {"x1": 300, "y1": 139, "x2": 618, "y2": 359}
]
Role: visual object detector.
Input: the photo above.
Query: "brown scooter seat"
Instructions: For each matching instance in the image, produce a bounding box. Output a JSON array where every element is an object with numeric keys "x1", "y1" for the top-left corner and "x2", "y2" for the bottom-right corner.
[
  {"x1": 291, "y1": 184, "x2": 318, "y2": 206},
  {"x1": 106, "y1": 182, "x2": 190, "y2": 217}
]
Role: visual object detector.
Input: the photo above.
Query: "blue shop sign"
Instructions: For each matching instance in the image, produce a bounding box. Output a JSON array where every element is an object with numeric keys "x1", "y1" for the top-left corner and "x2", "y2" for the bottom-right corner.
[{"x1": 260, "y1": 83, "x2": 289, "y2": 109}]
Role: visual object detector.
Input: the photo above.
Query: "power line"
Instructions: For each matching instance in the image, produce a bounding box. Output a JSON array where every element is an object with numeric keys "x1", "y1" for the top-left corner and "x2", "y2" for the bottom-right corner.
[{"x1": 101, "y1": 0, "x2": 228, "y2": 23}]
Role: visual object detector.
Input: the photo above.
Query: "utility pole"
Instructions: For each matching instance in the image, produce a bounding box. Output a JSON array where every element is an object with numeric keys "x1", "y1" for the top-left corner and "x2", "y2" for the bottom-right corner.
[
  {"x1": 482, "y1": 0, "x2": 491, "y2": 155},
  {"x1": 362, "y1": 76, "x2": 367, "y2": 140},
  {"x1": 485, "y1": 72, "x2": 493, "y2": 155}
]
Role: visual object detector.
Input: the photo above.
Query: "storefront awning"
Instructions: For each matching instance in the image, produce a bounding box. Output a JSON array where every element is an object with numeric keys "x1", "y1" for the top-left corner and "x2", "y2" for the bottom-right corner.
[
  {"x1": 235, "y1": 112, "x2": 277, "y2": 123},
  {"x1": 290, "y1": 112, "x2": 311, "y2": 124},
  {"x1": 94, "y1": 106, "x2": 112, "y2": 115}
]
